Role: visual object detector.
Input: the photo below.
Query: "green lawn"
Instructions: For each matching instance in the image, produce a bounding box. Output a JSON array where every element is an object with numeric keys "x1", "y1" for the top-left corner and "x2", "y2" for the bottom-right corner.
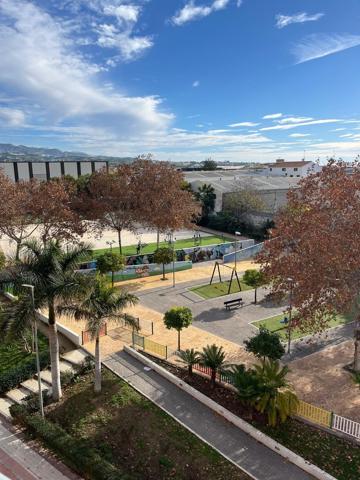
[
  {"x1": 92, "y1": 234, "x2": 233, "y2": 258},
  {"x1": 46, "y1": 369, "x2": 250, "y2": 480},
  {"x1": 191, "y1": 279, "x2": 253, "y2": 299},
  {"x1": 252, "y1": 312, "x2": 354, "y2": 341},
  {"x1": 0, "y1": 331, "x2": 48, "y2": 374}
]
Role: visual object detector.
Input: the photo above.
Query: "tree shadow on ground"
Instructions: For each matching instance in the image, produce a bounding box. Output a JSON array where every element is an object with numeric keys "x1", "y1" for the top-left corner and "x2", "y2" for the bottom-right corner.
[{"x1": 194, "y1": 307, "x2": 239, "y2": 323}]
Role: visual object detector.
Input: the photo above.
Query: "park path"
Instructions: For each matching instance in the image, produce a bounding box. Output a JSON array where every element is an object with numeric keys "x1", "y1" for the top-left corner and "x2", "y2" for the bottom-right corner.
[
  {"x1": 0, "y1": 418, "x2": 79, "y2": 480},
  {"x1": 104, "y1": 350, "x2": 313, "y2": 480}
]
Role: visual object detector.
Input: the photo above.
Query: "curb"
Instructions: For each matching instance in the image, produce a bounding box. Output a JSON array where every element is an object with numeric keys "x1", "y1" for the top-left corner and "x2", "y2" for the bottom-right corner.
[{"x1": 124, "y1": 345, "x2": 337, "y2": 480}]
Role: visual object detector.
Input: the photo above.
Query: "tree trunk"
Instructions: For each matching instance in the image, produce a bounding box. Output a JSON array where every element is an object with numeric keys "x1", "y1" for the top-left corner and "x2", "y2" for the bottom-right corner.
[
  {"x1": 188, "y1": 365, "x2": 192, "y2": 376},
  {"x1": 254, "y1": 288, "x2": 257, "y2": 304},
  {"x1": 94, "y1": 335, "x2": 102, "y2": 393},
  {"x1": 156, "y1": 229, "x2": 160, "y2": 249},
  {"x1": 211, "y1": 369, "x2": 216, "y2": 389},
  {"x1": 48, "y1": 302, "x2": 62, "y2": 401},
  {"x1": 111, "y1": 270, "x2": 114, "y2": 287},
  {"x1": 15, "y1": 240, "x2": 21, "y2": 261},
  {"x1": 117, "y1": 229, "x2": 122, "y2": 255},
  {"x1": 177, "y1": 330, "x2": 181, "y2": 351},
  {"x1": 162, "y1": 263, "x2": 165, "y2": 280}
]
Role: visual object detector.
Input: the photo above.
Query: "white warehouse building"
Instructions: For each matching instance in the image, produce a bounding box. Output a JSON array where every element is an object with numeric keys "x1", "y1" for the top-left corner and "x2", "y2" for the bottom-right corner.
[{"x1": 263, "y1": 159, "x2": 322, "y2": 178}]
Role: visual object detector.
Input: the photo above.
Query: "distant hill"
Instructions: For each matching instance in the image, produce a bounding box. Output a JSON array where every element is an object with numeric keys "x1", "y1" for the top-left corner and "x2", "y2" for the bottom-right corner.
[{"x1": 0, "y1": 143, "x2": 135, "y2": 164}]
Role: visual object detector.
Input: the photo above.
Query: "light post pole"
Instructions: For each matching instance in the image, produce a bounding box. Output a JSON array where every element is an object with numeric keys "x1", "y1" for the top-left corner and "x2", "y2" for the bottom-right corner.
[
  {"x1": 287, "y1": 277, "x2": 294, "y2": 354},
  {"x1": 234, "y1": 231, "x2": 241, "y2": 272},
  {"x1": 22, "y1": 284, "x2": 44, "y2": 417},
  {"x1": 171, "y1": 233, "x2": 176, "y2": 288}
]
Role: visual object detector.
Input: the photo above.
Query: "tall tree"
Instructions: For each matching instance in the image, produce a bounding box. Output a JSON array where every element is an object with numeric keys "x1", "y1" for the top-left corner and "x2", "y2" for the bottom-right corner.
[
  {"x1": 153, "y1": 247, "x2": 175, "y2": 280},
  {"x1": 132, "y1": 159, "x2": 200, "y2": 246},
  {"x1": 89, "y1": 165, "x2": 138, "y2": 254},
  {"x1": 258, "y1": 160, "x2": 360, "y2": 370},
  {"x1": 243, "y1": 269, "x2": 265, "y2": 304},
  {"x1": 96, "y1": 252, "x2": 125, "y2": 287},
  {"x1": 223, "y1": 185, "x2": 265, "y2": 221},
  {"x1": 0, "y1": 171, "x2": 38, "y2": 259},
  {"x1": 31, "y1": 179, "x2": 86, "y2": 246},
  {"x1": 59, "y1": 276, "x2": 138, "y2": 393},
  {"x1": 0, "y1": 240, "x2": 91, "y2": 400}
]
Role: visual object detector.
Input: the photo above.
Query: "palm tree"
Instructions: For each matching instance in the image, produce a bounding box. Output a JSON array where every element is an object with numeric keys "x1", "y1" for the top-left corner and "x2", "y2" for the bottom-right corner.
[
  {"x1": 254, "y1": 359, "x2": 299, "y2": 426},
  {"x1": 0, "y1": 240, "x2": 91, "y2": 401},
  {"x1": 229, "y1": 364, "x2": 263, "y2": 408},
  {"x1": 59, "y1": 276, "x2": 138, "y2": 393},
  {"x1": 199, "y1": 344, "x2": 227, "y2": 388},
  {"x1": 177, "y1": 348, "x2": 200, "y2": 376}
]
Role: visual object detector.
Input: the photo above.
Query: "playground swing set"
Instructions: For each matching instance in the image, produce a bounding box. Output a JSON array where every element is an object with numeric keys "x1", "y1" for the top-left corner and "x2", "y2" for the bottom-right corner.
[{"x1": 209, "y1": 261, "x2": 242, "y2": 295}]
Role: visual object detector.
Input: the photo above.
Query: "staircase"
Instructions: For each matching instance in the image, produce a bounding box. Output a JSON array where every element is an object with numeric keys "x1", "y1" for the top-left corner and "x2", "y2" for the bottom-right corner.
[{"x1": 0, "y1": 349, "x2": 89, "y2": 420}]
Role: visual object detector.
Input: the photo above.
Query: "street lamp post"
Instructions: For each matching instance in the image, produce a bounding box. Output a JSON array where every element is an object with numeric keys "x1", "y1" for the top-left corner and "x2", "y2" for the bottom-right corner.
[
  {"x1": 234, "y1": 231, "x2": 241, "y2": 272},
  {"x1": 22, "y1": 284, "x2": 44, "y2": 417},
  {"x1": 287, "y1": 278, "x2": 294, "y2": 354}
]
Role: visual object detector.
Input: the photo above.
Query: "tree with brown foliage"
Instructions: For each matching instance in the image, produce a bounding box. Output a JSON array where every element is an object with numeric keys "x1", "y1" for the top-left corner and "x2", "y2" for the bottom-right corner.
[
  {"x1": 132, "y1": 159, "x2": 200, "y2": 246},
  {"x1": 89, "y1": 165, "x2": 138, "y2": 254},
  {"x1": 258, "y1": 160, "x2": 360, "y2": 370},
  {"x1": 30, "y1": 178, "x2": 86, "y2": 246},
  {"x1": 0, "y1": 171, "x2": 38, "y2": 259}
]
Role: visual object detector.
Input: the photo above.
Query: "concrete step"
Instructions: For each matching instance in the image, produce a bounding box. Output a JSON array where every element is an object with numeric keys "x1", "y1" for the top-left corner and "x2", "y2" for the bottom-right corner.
[
  {"x1": 59, "y1": 360, "x2": 75, "y2": 374},
  {"x1": 62, "y1": 349, "x2": 88, "y2": 367},
  {"x1": 0, "y1": 397, "x2": 14, "y2": 419},
  {"x1": 38, "y1": 369, "x2": 52, "y2": 385},
  {"x1": 21, "y1": 378, "x2": 51, "y2": 395},
  {"x1": 6, "y1": 387, "x2": 29, "y2": 404}
]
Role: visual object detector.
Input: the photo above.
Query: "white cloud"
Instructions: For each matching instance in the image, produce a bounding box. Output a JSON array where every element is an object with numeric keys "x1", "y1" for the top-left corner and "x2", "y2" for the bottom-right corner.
[
  {"x1": 260, "y1": 119, "x2": 341, "y2": 131},
  {"x1": 331, "y1": 128, "x2": 346, "y2": 132},
  {"x1": 0, "y1": 107, "x2": 26, "y2": 126},
  {"x1": 0, "y1": 0, "x2": 172, "y2": 136},
  {"x1": 293, "y1": 33, "x2": 360, "y2": 64},
  {"x1": 192, "y1": 80, "x2": 200, "y2": 87},
  {"x1": 278, "y1": 116, "x2": 313, "y2": 124},
  {"x1": 339, "y1": 133, "x2": 354, "y2": 138},
  {"x1": 262, "y1": 113, "x2": 282, "y2": 120},
  {"x1": 104, "y1": 4, "x2": 141, "y2": 24},
  {"x1": 228, "y1": 122, "x2": 260, "y2": 127},
  {"x1": 289, "y1": 133, "x2": 311, "y2": 138},
  {"x1": 96, "y1": 23, "x2": 153, "y2": 61},
  {"x1": 276, "y1": 12, "x2": 324, "y2": 29},
  {"x1": 171, "y1": 0, "x2": 240, "y2": 26}
]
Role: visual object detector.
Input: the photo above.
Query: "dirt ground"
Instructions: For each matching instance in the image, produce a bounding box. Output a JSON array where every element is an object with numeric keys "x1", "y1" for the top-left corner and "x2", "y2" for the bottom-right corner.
[{"x1": 288, "y1": 340, "x2": 360, "y2": 421}]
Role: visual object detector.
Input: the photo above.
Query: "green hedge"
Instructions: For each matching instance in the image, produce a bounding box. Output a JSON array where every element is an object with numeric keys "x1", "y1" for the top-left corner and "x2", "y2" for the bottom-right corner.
[
  {"x1": 0, "y1": 350, "x2": 50, "y2": 394},
  {"x1": 11, "y1": 407, "x2": 132, "y2": 480}
]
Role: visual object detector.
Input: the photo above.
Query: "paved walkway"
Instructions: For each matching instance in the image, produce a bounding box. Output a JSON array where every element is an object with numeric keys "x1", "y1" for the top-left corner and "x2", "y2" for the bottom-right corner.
[
  {"x1": 0, "y1": 418, "x2": 78, "y2": 480},
  {"x1": 104, "y1": 350, "x2": 313, "y2": 480}
]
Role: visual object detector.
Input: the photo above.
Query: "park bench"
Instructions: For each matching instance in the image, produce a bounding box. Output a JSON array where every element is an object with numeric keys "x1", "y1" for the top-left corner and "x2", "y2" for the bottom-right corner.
[{"x1": 224, "y1": 297, "x2": 244, "y2": 311}]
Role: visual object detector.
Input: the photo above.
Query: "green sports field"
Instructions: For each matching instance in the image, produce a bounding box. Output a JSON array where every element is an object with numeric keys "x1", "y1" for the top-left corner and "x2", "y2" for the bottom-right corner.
[{"x1": 92, "y1": 234, "x2": 233, "y2": 258}]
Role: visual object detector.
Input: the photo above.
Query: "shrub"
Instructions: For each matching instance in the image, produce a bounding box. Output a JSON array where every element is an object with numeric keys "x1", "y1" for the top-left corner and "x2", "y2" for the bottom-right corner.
[
  {"x1": 244, "y1": 327, "x2": 285, "y2": 362},
  {"x1": 11, "y1": 411, "x2": 132, "y2": 480},
  {"x1": 0, "y1": 350, "x2": 50, "y2": 394}
]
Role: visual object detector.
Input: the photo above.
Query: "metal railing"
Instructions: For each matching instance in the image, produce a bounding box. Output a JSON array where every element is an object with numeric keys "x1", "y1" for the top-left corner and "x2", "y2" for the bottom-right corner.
[{"x1": 191, "y1": 362, "x2": 360, "y2": 442}]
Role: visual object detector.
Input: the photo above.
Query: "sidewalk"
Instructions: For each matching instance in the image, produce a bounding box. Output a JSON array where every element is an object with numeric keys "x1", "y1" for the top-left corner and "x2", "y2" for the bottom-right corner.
[
  {"x1": 0, "y1": 418, "x2": 78, "y2": 480},
  {"x1": 104, "y1": 350, "x2": 313, "y2": 480}
]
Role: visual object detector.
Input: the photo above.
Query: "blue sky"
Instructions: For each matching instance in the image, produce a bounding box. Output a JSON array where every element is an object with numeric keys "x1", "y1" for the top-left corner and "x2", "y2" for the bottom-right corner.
[{"x1": 1, "y1": 0, "x2": 360, "y2": 163}]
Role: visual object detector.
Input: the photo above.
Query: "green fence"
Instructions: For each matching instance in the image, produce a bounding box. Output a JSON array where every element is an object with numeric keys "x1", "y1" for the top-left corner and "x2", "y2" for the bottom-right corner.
[{"x1": 132, "y1": 332, "x2": 171, "y2": 359}]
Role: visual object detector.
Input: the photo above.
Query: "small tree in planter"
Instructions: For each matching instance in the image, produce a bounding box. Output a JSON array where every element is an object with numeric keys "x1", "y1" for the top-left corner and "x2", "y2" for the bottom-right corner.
[
  {"x1": 97, "y1": 252, "x2": 125, "y2": 287},
  {"x1": 199, "y1": 344, "x2": 227, "y2": 389},
  {"x1": 243, "y1": 269, "x2": 265, "y2": 304},
  {"x1": 244, "y1": 327, "x2": 285, "y2": 363},
  {"x1": 153, "y1": 247, "x2": 175, "y2": 280},
  {"x1": 164, "y1": 306, "x2": 192, "y2": 350},
  {"x1": 177, "y1": 348, "x2": 200, "y2": 376}
]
